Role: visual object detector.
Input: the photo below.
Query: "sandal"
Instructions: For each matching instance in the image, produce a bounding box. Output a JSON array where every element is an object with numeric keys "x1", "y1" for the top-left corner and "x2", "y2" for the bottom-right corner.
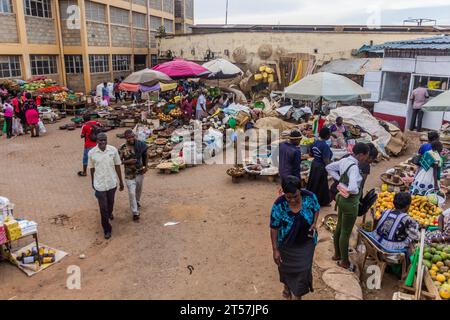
[
  {"x1": 282, "y1": 289, "x2": 292, "y2": 300},
  {"x1": 336, "y1": 261, "x2": 357, "y2": 273},
  {"x1": 77, "y1": 171, "x2": 87, "y2": 177}
]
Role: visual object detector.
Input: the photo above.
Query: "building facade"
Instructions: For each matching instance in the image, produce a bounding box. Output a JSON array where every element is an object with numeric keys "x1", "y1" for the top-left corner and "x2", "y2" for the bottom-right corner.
[{"x1": 0, "y1": 0, "x2": 190, "y2": 92}]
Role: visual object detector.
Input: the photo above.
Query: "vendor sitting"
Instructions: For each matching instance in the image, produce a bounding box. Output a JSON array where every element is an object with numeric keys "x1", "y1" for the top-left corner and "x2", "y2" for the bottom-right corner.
[
  {"x1": 368, "y1": 192, "x2": 419, "y2": 253},
  {"x1": 329, "y1": 117, "x2": 348, "y2": 149},
  {"x1": 426, "y1": 209, "x2": 450, "y2": 244}
]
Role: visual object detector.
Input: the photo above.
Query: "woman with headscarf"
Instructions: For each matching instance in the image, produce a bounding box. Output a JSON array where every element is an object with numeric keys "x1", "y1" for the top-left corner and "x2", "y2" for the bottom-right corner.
[
  {"x1": 23, "y1": 93, "x2": 40, "y2": 137},
  {"x1": 270, "y1": 176, "x2": 320, "y2": 300},
  {"x1": 410, "y1": 141, "x2": 443, "y2": 196}
]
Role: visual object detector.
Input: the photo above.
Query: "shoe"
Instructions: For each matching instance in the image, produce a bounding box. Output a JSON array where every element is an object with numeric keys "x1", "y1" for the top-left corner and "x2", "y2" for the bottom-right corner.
[
  {"x1": 137, "y1": 202, "x2": 141, "y2": 209},
  {"x1": 109, "y1": 214, "x2": 114, "y2": 221},
  {"x1": 104, "y1": 232, "x2": 112, "y2": 239},
  {"x1": 133, "y1": 214, "x2": 140, "y2": 221}
]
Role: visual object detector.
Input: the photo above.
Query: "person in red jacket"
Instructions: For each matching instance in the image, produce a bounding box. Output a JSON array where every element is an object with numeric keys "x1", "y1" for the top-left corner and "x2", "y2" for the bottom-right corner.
[{"x1": 78, "y1": 114, "x2": 102, "y2": 177}]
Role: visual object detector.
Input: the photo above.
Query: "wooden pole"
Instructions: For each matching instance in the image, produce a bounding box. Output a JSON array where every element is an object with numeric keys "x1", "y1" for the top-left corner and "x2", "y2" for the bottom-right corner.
[{"x1": 415, "y1": 228, "x2": 426, "y2": 300}]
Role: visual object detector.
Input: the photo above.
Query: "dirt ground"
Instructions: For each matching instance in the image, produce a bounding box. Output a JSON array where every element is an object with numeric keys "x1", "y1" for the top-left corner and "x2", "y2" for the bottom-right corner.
[{"x1": 0, "y1": 120, "x2": 419, "y2": 300}]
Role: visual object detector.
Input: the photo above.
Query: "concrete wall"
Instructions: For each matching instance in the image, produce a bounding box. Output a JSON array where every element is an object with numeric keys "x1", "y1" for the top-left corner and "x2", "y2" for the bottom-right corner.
[
  {"x1": 133, "y1": 28, "x2": 148, "y2": 48},
  {"x1": 132, "y1": 0, "x2": 146, "y2": 6},
  {"x1": 416, "y1": 56, "x2": 450, "y2": 76},
  {"x1": 25, "y1": 16, "x2": 57, "y2": 44},
  {"x1": 159, "y1": 31, "x2": 440, "y2": 69},
  {"x1": 0, "y1": 14, "x2": 19, "y2": 43},
  {"x1": 111, "y1": 25, "x2": 131, "y2": 47},
  {"x1": 60, "y1": 20, "x2": 82, "y2": 46},
  {"x1": 90, "y1": 73, "x2": 111, "y2": 90},
  {"x1": 66, "y1": 73, "x2": 85, "y2": 93},
  {"x1": 87, "y1": 22, "x2": 110, "y2": 47}
]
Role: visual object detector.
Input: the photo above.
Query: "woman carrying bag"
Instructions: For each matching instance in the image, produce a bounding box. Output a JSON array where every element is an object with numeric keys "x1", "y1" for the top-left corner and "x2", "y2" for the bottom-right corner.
[{"x1": 326, "y1": 143, "x2": 370, "y2": 272}]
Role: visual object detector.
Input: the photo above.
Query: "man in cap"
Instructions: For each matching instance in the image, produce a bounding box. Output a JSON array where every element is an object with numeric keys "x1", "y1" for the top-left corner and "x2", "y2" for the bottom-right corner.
[{"x1": 277, "y1": 129, "x2": 302, "y2": 181}]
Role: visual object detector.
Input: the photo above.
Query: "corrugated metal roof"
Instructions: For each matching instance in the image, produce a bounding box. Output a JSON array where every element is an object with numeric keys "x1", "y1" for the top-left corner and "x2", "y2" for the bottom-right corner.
[
  {"x1": 360, "y1": 35, "x2": 450, "y2": 52},
  {"x1": 318, "y1": 58, "x2": 382, "y2": 75}
]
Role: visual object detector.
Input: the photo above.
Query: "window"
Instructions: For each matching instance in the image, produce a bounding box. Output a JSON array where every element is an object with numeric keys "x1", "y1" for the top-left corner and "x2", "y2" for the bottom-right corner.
[
  {"x1": 175, "y1": 23, "x2": 182, "y2": 32},
  {"x1": 112, "y1": 55, "x2": 130, "y2": 71},
  {"x1": 163, "y1": 0, "x2": 173, "y2": 14},
  {"x1": 150, "y1": 0, "x2": 162, "y2": 11},
  {"x1": 151, "y1": 54, "x2": 158, "y2": 67},
  {"x1": 185, "y1": 0, "x2": 193, "y2": 20},
  {"x1": 0, "y1": 0, "x2": 12, "y2": 13},
  {"x1": 24, "y1": 0, "x2": 52, "y2": 18},
  {"x1": 89, "y1": 54, "x2": 109, "y2": 73},
  {"x1": 150, "y1": 15, "x2": 162, "y2": 31},
  {"x1": 413, "y1": 75, "x2": 450, "y2": 99},
  {"x1": 64, "y1": 55, "x2": 83, "y2": 74},
  {"x1": 30, "y1": 55, "x2": 57, "y2": 75},
  {"x1": 175, "y1": 0, "x2": 182, "y2": 17},
  {"x1": 164, "y1": 19, "x2": 173, "y2": 33},
  {"x1": 85, "y1": 1, "x2": 105, "y2": 23},
  {"x1": 110, "y1": 7, "x2": 129, "y2": 26},
  {"x1": 132, "y1": 12, "x2": 145, "y2": 29},
  {"x1": 59, "y1": 0, "x2": 77, "y2": 19},
  {"x1": 0, "y1": 56, "x2": 21, "y2": 78},
  {"x1": 381, "y1": 72, "x2": 411, "y2": 104},
  {"x1": 150, "y1": 31, "x2": 157, "y2": 48}
]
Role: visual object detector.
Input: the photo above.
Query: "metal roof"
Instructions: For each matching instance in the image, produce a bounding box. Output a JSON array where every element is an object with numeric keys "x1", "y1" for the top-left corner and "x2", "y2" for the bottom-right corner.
[
  {"x1": 318, "y1": 58, "x2": 382, "y2": 75},
  {"x1": 359, "y1": 35, "x2": 450, "y2": 52}
]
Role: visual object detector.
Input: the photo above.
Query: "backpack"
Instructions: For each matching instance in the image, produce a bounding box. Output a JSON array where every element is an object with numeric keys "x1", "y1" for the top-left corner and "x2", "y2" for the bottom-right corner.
[{"x1": 88, "y1": 123, "x2": 101, "y2": 142}]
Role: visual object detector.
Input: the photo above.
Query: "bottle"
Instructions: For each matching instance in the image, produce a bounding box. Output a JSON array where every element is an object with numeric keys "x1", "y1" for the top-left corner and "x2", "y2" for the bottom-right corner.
[
  {"x1": 42, "y1": 256, "x2": 55, "y2": 264},
  {"x1": 23, "y1": 255, "x2": 36, "y2": 264}
]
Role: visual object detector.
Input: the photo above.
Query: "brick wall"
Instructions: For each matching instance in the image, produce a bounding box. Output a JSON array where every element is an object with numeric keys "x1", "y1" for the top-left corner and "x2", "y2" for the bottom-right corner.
[
  {"x1": 86, "y1": 22, "x2": 110, "y2": 46},
  {"x1": 0, "y1": 14, "x2": 19, "y2": 43},
  {"x1": 132, "y1": 0, "x2": 146, "y2": 6},
  {"x1": 90, "y1": 73, "x2": 111, "y2": 90},
  {"x1": 60, "y1": 21, "x2": 81, "y2": 46},
  {"x1": 25, "y1": 16, "x2": 57, "y2": 44},
  {"x1": 66, "y1": 74, "x2": 85, "y2": 93},
  {"x1": 133, "y1": 29, "x2": 148, "y2": 48},
  {"x1": 111, "y1": 25, "x2": 131, "y2": 47}
]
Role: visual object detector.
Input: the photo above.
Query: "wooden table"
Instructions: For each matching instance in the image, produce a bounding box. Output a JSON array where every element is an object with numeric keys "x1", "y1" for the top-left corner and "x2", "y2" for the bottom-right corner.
[{"x1": 1, "y1": 232, "x2": 41, "y2": 266}]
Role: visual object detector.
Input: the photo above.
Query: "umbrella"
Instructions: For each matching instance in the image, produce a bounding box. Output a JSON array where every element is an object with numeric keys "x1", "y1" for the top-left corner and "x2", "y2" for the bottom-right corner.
[
  {"x1": 422, "y1": 90, "x2": 450, "y2": 112},
  {"x1": 284, "y1": 72, "x2": 371, "y2": 102},
  {"x1": 152, "y1": 58, "x2": 211, "y2": 79},
  {"x1": 118, "y1": 82, "x2": 161, "y2": 93},
  {"x1": 203, "y1": 58, "x2": 243, "y2": 80},
  {"x1": 121, "y1": 68, "x2": 172, "y2": 87}
]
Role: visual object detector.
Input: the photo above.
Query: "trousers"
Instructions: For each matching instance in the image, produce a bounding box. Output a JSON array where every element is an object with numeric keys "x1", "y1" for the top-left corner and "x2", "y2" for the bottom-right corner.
[
  {"x1": 95, "y1": 187, "x2": 117, "y2": 234},
  {"x1": 334, "y1": 195, "x2": 359, "y2": 262},
  {"x1": 125, "y1": 175, "x2": 144, "y2": 216},
  {"x1": 410, "y1": 108, "x2": 424, "y2": 131}
]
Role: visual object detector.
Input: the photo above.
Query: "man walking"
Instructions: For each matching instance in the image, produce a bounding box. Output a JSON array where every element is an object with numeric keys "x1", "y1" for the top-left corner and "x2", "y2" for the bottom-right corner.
[
  {"x1": 410, "y1": 80, "x2": 429, "y2": 132},
  {"x1": 88, "y1": 133, "x2": 124, "y2": 239},
  {"x1": 119, "y1": 130, "x2": 148, "y2": 221},
  {"x1": 79, "y1": 115, "x2": 101, "y2": 177}
]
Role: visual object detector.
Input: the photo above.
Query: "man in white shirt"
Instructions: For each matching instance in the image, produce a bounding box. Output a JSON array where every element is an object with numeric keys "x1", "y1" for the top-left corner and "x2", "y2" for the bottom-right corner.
[
  {"x1": 326, "y1": 143, "x2": 370, "y2": 271},
  {"x1": 196, "y1": 90, "x2": 207, "y2": 120},
  {"x1": 88, "y1": 133, "x2": 124, "y2": 239}
]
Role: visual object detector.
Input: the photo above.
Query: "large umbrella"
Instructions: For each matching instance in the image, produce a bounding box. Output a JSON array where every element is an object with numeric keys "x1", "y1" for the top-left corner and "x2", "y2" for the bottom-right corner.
[
  {"x1": 152, "y1": 58, "x2": 211, "y2": 79},
  {"x1": 122, "y1": 68, "x2": 172, "y2": 87},
  {"x1": 422, "y1": 90, "x2": 450, "y2": 112},
  {"x1": 203, "y1": 58, "x2": 243, "y2": 80},
  {"x1": 284, "y1": 72, "x2": 371, "y2": 102}
]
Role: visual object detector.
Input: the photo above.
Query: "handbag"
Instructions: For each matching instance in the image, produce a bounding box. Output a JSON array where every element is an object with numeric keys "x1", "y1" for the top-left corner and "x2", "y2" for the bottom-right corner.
[
  {"x1": 411, "y1": 154, "x2": 421, "y2": 166},
  {"x1": 358, "y1": 189, "x2": 378, "y2": 217}
]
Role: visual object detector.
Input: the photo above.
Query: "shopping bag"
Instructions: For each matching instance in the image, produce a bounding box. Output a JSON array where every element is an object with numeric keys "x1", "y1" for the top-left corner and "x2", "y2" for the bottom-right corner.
[{"x1": 38, "y1": 120, "x2": 47, "y2": 134}]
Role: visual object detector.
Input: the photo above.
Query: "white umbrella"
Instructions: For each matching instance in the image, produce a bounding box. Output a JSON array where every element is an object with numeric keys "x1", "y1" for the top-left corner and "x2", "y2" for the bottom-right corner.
[
  {"x1": 203, "y1": 59, "x2": 243, "y2": 80},
  {"x1": 422, "y1": 90, "x2": 450, "y2": 112},
  {"x1": 284, "y1": 72, "x2": 371, "y2": 102},
  {"x1": 122, "y1": 68, "x2": 173, "y2": 86}
]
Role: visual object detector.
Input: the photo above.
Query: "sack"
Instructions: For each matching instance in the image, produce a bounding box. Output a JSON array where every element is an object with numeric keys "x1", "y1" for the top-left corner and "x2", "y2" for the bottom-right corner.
[
  {"x1": 88, "y1": 123, "x2": 101, "y2": 142},
  {"x1": 411, "y1": 154, "x2": 421, "y2": 166},
  {"x1": 38, "y1": 120, "x2": 46, "y2": 134}
]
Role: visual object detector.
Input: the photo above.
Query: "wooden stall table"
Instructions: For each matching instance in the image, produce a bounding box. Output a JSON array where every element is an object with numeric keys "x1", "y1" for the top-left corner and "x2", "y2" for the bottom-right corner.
[
  {"x1": 65, "y1": 101, "x2": 86, "y2": 115},
  {"x1": 1, "y1": 231, "x2": 41, "y2": 266}
]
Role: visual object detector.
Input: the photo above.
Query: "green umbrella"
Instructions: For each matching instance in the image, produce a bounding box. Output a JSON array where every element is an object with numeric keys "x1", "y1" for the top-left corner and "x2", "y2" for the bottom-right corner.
[{"x1": 422, "y1": 90, "x2": 450, "y2": 112}]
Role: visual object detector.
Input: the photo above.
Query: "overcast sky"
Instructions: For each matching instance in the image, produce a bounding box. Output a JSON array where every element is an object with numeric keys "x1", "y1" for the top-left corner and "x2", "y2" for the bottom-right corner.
[{"x1": 194, "y1": 0, "x2": 450, "y2": 26}]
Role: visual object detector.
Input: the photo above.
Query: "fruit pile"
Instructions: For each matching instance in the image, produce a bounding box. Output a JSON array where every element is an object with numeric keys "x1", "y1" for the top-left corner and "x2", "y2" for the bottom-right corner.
[
  {"x1": 158, "y1": 113, "x2": 173, "y2": 123},
  {"x1": 21, "y1": 79, "x2": 54, "y2": 91},
  {"x1": 169, "y1": 107, "x2": 182, "y2": 118},
  {"x1": 422, "y1": 243, "x2": 450, "y2": 299},
  {"x1": 374, "y1": 192, "x2": 441, "y2": 226}
]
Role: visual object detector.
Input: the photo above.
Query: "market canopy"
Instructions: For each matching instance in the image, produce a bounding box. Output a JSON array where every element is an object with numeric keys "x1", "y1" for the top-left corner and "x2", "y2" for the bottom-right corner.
[
  {"x1": 422, "y1": 90, "x2": 450, "y2": 112},
  {"x1": 203, "y1": 58, "x2": 244, "y2": 79},
  {"x1": 121, "y1": 68, "x2": 172, "y2": 86},
  {"x1": 152, "y1": 58, "x2": 211, "y2": 79},
  {"x1": 284, "y1": 72, "x2": 371, "y2": 101}
]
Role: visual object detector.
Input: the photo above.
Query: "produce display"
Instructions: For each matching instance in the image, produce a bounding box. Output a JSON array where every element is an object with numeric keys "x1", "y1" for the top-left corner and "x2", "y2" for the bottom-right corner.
[
  {"x1": 300, "y1": 137, "x2": 315, "y2": 145},
  {"x1": 21, "y1": 79, "x2": 55, "y2": 91},
  {"x1": 169, "y1": 107, "x2": 183, "y2": 118},
  {"x1": 226, "y1": 167, "x2": 246, "y2": 177},
  {"x1": 53, "y1": 92, "x2": 68, "y2": 102},
  {"x1": 374, "y1": 192, "x2": 441, "y2": 226},
  {"x1": 422, "y1": 243, "x2": 450, "y2": 299},
  {"x1": 254, "y1": 65, "x2": 275, "y2": 84},
  {"x1": 37, "y1": 85, "x2": 66, "y2": 93},
  {"x1": 158, "y1": 113, "x2": 173, "y2": 123}
]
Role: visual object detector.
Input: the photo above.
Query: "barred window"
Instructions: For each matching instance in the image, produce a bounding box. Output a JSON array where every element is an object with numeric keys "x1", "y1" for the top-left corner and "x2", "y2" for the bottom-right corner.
[
  {"x1": 150, "y1": 0, "x2": 162, "y2": 11},
  {"x1": 163, "y1": 0, "x2": 173, "y2": 14},
  {"x1": 59, "y1": 0, "x2": 77, "y2": 20},
  {"x1": 150, "y1": 15, "x2": 162, "y2": 31},
  {"x1": 89, "y1": 54, "x2": 109, "y2": 73},
  {"x1": 150, "y1": 31, "x2": 157, "y2": 48},
  {"x1": 30, "y1": 55, "x2": 57, "y2": 75},
  {"x1": 0, "y1": 56, "x2": 21, "y2": 78},
  {"x1": 185, "y1": 0, "x2": 193, "y2": 20},
  {"x1": 132, "y1": 12, "x2": 145, "y2": 29},
  {"x1": 0, "y1": 0, "x2": 12, "y2": 13},
  {"x1": 24, "y1": 0, "x2": 52, "y2": 18},
  {"x1": 64, "y1": 55, "x2": 83, "y2": 74},
  {"x1": 85, "y1": 0, "x2": 105, "y2": 23},
  {"x1": 164, "y1": 19, "x2": 173, "y2": 33},
  {"x1": 112, "y1": 55, "x2": 130, "y2": 71},
  {"x1": 110, "y1": 7, "x2": 129, "y2": 26}
]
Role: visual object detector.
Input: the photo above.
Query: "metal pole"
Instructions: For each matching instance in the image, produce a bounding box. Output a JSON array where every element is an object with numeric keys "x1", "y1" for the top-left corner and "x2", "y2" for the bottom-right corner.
[{"x1": 225, "y1": 0, "x2": 229, "y2": 25}]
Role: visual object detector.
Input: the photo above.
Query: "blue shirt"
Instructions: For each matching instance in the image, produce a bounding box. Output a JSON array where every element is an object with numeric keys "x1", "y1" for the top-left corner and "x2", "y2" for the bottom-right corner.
[
  {"x1": 270, "y1": 190, "x2": 320, "y2": 247},
  {"x1": 278, "y1": 141, "x2": 301, "y2": 180},
  {"x1": 102, "y1": 86, "x2": 109, "y2": 97},
  {"x1": 311, "y1": 140, "x2": 332, "y2": 165},
  {"x1": 418, "y1": 143, "x2": 432, "y2": 156}
]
